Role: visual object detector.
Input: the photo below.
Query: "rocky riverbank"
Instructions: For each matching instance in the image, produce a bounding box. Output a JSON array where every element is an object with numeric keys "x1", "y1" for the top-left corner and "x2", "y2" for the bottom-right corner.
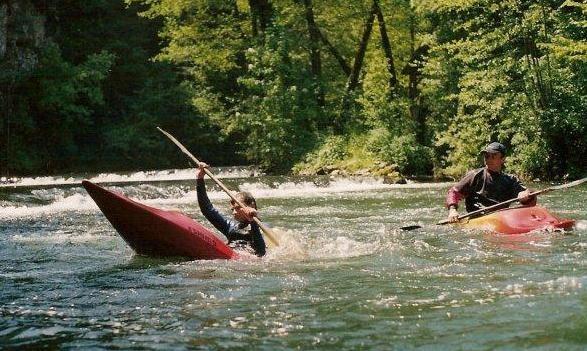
[{"x1": 296, "y1": 161, "x2": 410, "y2": 184}]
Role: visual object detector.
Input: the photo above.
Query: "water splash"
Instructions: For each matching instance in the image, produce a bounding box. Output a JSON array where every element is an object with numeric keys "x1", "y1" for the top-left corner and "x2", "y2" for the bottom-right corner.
[
  {"x1": 0, "y1": 178, "x2": 448, "y2": 220},
  {"x1": 0, "y1": 193, "x2": 98, "y2": 219},
  {"x1": 308, "y1": 236, "x2": 380, "y2": 259},
  {"x1": 575, "y1": 220, "x2": 587, "y2": 231},
  {"x1": 239, "y1": 178, "x2": 449, "y2": 199},
  {"x1": 264, "y1": 228, "x2": 309, "y2": 261},
  {"x1": 0, "y1": 167, "x2": 262, "y2": 188}
]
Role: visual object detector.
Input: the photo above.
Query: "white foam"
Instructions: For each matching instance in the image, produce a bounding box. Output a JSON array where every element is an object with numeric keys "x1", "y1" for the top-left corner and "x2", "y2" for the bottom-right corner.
[
  {"x1": 9, "y1": 230, "x2": 107, "y2": 244},
  {"x1": 541, "y1": 276, "x2": 584, "y2": 292},
  {"x1": 0, "y1": 175, "x2": 79, "y2": 188},
  {"x1": 0, "y1": 177, "x2": 450, "y2": 220},
  {"x1": 141, "y1": 179, "x2": 448, "y2": 210},
  {"x1": 0, "y1": 194, "x2": 98, "y2": 219},
  {"x1": 0, "y1": 167, "x2": 262, "y2": 188},
  {"x1": 264, "y1": 228, "x2": 310, "y2": 261},
  {"x1": 575, "y1": 220, "x2": 587, "y2": 231},
  {"x1": 87, "y1": 167, "x2": 260, "y2": 184},
  {"x1": 226, "y1": 231, "x2": 380, "y2": 263},
  {"x1": 309, "y1": 236, "x2": 379, "y2": 259},
  {"x1": 239, "y1": 178, "x2": 449, "y2": 199},
  {"x1": 113, "y1": 178, "x2": 447, "y2": 205}
]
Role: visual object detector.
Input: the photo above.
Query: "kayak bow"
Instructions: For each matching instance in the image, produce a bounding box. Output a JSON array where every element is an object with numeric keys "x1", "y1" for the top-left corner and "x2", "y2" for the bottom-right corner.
[
  {"x1": 82, "y1": 180, "x2": 236, "y2": 259},
  {"x1": 460, "y1": 206, "x2": 575, "y2": 234}
]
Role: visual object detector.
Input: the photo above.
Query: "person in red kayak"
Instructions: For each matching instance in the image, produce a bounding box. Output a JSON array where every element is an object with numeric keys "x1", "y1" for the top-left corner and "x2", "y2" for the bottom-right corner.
[
  {"x1": 196, "y1": 163, "x2": 266, "y2": 256},
  {"x1": 446, "y1": 142, "x2": 536, "y2": 223}
]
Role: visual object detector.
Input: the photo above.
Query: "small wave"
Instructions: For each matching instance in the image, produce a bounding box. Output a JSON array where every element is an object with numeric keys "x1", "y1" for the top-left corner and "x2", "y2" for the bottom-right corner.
[
  {"x1": 239, "y1": 178, "x2": 449, "y2": 199},
  {"x1": 1, "y1": 175, "x2": 80, "y2": 188},
  {"x1": 308, "y1": 236, "x2": 380, "y2": 259},
  {"x1": 0, "y1": 194, "x2": 98, "y2": 219},
  {"x1": 0, "y1": 167, "x2": 262, "y2": 188},
  {"x1": 9, "y1": 230, "x2": 109, "y2": 244},
  {"x1": 575, "y1": 220, "x2": 587, "y2": 231},
  {"x1": 496, "y1": 276, "x2": 586, "y2": 300},
  {"x1": 264, "y1": 228, "x2": 309, "y2": 261},
  {"x1": 88, "y1": 167, "x2": 261, "y2": 184},
  {"x1": 0, "y1": 177, "x2": 449, "y2": 219},
  {"x1": 540, "y1": 276, "x2": 584, "y2": 292}
]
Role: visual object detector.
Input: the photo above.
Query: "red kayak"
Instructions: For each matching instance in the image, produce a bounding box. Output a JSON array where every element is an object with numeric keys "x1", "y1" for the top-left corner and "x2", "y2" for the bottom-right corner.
[
  {"x1": 460, "y1": 206, "x2": 575, "y2": 234},
  {"x1": 82, "y1": 180, "x2": 236, "y2": 260}
]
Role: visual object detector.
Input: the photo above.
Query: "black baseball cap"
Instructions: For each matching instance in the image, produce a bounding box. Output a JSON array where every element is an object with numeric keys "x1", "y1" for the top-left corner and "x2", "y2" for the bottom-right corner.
[{"x1": 480, "y1": 142, "x2": 506, "y2": 155}]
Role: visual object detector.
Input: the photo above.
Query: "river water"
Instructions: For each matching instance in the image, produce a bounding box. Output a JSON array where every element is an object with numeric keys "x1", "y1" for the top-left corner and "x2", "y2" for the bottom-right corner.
[{"x1": 1, "y1": 169, "x2": 586, "y2": 350}]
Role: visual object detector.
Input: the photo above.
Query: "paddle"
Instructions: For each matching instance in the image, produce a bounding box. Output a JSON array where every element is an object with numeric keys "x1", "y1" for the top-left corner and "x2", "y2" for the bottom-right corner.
[
  {"x1": 157, "y1": 127, "x2": 280, "y2": 246},
  {"x1": 401, "y1": 177, "x2": 587, "y2": 231}
]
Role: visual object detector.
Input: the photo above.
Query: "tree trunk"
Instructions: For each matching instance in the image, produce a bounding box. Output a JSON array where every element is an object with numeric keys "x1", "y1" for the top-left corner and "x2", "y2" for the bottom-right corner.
[
  {"x1": 302, "y1": 0, "x2": 324, "y2": 106},
  {"x1": 317, "y1": 29, "x2": 351, "y2": 76},
  {"x1": 373, "y1": 0, "x2": 397, "y2": 92},
  {"x1": 248, "y1": 0, "x2": 259, "y2": 37},
  {"x1": 539, "y1": 0, "x2": 554, "y2": 95},
  {"x1": 523, "y1": 35, "x2": 547, "y2": 110},
  {"x1": 0, "y1": 92, "x2": 9, "y2": 177},
  {"x1": 406, "y1": 10, "x2": 426, "y2": 144},
  {"x1": 337, "y1": 2, "x2": 377, "y2": 132},
  {"x1": 248, "y1": 0, "x2": 272, "y2": 38},
  {"x1": 407, "y1": 25, "x2": 419, "y2": 141},
  {"x1": 346, "y1": 3, "x2": 377, "y2": 93}
]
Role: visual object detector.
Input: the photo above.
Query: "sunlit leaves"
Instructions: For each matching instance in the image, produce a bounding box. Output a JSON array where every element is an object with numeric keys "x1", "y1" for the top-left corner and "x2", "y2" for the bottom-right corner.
[
  {"x1": 418, "y1": 0, "x2": 586, "y2": 178},
  {"x1": 125, "y1": 0, "x2": 584, "y2": 177}
]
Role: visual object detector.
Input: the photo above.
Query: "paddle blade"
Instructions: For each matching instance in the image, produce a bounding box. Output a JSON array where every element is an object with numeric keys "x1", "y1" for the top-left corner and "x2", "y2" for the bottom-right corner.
[
  {"x1": 157, "y1": 127, "x2": 201, "y2": 165},
  {"x1": 254, "y1": 217, "x2": 280, "y2": 246},
  {"x1": 400, "y1": 224, "x2": 422, "y2": 231},
  {"x1": 549, "y1": 177, "x2": 587, "y2": 191}
]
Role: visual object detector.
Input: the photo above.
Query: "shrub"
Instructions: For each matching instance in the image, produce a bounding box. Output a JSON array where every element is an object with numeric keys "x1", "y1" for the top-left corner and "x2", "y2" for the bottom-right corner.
[{"x1": 367, "y1": 129, "x2": 433, "y2": 175}]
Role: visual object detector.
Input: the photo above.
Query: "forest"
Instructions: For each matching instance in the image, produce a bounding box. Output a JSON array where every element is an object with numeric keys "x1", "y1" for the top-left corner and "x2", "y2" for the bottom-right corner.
[{"x1": 1, "y1": 0, "x2": 585, "y2": 179}]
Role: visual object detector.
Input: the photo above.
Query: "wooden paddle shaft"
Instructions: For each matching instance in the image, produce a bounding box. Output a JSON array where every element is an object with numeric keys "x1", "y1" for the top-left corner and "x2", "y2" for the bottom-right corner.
[{"x1": 158, "y1": 127, "x2": 279, "y2": 246}]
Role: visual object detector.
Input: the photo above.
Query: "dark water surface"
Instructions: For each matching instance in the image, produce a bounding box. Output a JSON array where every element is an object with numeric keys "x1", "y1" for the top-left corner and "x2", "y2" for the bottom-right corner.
[{"x1": 1, "y1": 170, "x2": 586, "y2": 350}]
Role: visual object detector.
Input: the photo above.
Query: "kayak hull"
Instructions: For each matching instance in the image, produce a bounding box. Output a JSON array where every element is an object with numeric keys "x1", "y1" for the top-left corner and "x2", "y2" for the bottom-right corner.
[
  {"x1": 82, "y1": 180, "x2": 236, "y2": 260},
  {"x1": 461, "y1": 206, "x2": 575, "y2": 234}
]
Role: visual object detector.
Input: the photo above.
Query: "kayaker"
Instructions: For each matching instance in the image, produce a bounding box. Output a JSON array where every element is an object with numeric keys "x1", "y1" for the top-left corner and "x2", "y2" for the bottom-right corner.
[
  {"x1": 446, "y1": 142, "x2": 536, "y2": 223},
  {"x1": 196, "y1": 163, "x2": 266, "y2": 256}
]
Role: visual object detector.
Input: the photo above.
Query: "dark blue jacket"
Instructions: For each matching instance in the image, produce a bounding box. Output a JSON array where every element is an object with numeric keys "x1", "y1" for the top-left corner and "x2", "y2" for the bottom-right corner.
[
  {"x1": 196, "y1": 179, "x2": 266, "y2": 256},
  {"x1": 449, "y1": 167, "x2": 536, "y2": 213}
]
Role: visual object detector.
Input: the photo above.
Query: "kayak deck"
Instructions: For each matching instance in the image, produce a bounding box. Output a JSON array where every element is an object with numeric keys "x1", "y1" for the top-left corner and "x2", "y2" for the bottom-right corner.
[
  {"x1": 460, "y1": 206, "x2": 575, "y2": 234},
  {"x1": 82, "y1": 180, "x2": 236, "y2": 260}
]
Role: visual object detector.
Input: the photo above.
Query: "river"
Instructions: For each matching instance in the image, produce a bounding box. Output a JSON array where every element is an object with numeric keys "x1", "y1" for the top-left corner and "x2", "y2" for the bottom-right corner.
[{"x1": 1, "y1": 169, "x2": 586, "y2": 350}]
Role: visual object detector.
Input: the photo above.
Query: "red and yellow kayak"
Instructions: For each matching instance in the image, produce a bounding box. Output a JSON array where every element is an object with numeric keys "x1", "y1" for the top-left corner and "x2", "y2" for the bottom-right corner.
[
  {"x1": 83, "y1": 180, "x2": 236, "y2": 260},
  {"x1": 460, "y1": 206, "x2": 575, "y2": 234}
]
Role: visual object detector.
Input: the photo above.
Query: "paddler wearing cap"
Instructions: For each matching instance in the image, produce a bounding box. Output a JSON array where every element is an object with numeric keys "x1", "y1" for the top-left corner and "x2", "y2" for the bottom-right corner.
[{"x1": 446, "y1": 142, "x2": 537, "y2": 223}]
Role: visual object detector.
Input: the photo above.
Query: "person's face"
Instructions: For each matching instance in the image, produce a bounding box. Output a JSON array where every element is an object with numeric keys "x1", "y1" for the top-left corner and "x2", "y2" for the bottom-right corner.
[
  {"x1": 484, "y1": 152, "x2": 505, "y2": 172},
  {"x1": 231, "y1": 202, "x2": 248, "y2": 222}
]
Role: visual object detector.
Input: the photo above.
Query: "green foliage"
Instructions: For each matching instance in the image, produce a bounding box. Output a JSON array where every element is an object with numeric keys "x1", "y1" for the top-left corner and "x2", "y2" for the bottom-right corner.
[
  {"x1": 36, "y1": 45, "x2": 114, "y2": 122},
  {"x1": 293, "y1": 135, "x2": 348, "y2": 174},
  {"x1": 367, "y1": 129, "x2": 433, "y2": 175},
  {"x1": 1, "y1": 0, "x2": 245, "y2": 175},
  {"x1": 507, "y1": 134, "x2": 549, "y2": 178},
  {"x1": 420, "y1": 0, "x2": 586, "y2": 179},
  {"x1": 230, "y1": 28, "x2": 321, "y2": 171},
  {"x1": 2, "y1": 0, "x2": 584, "y2": 178},
  {"x1": 5, "y1": 42, "x2": 115, "y2": 173},
  {"x1": 358, "y1": 83, "x2": 412, "y2": 133}
]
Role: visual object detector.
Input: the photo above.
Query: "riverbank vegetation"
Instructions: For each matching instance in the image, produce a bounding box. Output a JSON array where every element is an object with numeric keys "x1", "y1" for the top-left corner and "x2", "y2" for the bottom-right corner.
[{"x1": 1, "y1": 0, "x2": 585, "y2": 179}]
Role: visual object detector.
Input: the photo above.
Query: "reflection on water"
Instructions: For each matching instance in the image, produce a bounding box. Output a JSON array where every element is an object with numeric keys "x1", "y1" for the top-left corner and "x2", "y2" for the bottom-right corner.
[{"x1": 1, "y1": 170, "x2": 586, "y2": 349}]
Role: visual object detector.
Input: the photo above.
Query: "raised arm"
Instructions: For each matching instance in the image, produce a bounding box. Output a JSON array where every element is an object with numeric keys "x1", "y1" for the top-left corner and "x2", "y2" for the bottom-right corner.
[{"x1": 196, "y1": 163, "x2": 232, "y2": 236}]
